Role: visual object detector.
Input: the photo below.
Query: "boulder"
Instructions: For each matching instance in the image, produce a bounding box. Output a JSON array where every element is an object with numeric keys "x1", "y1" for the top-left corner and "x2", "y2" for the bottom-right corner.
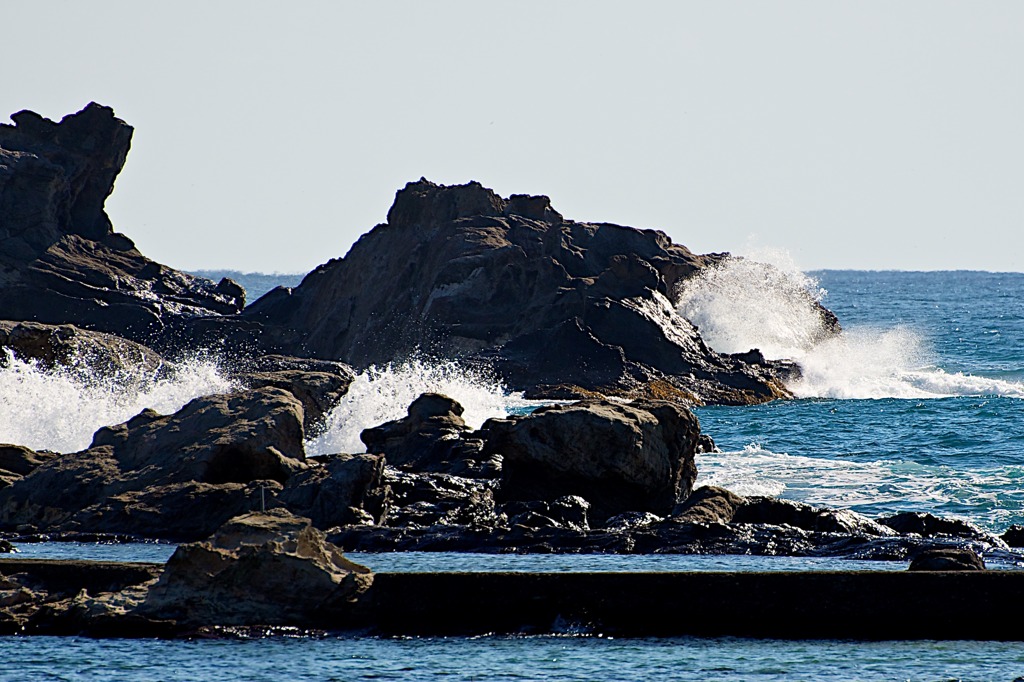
[
  {"x1": 242, "y1": 179, "x2": 797, "y2": 405},
  {"x1": 0, "y1": 387, "x2": 307, "y2": 539},
  {"x1": 487, "y1": 399, "x2": 700, "y2": 523},
  {"x1": 0, "y1": 320, "x2": 164, "y2": 376},
  {"x1": 908, "y1": 547, "x2": 986, "y2": 571},
  {"x1": 668, "y1": 486, "x2": 896, "y2": 537},
  {"x1": 139, "y1": 508, "x2": 373, "y2": 628},
  {"x1": 360, "y1": 393, "x2": 491, "y2": 473},
  {"x1": 0, "y1": 104, "x2": 243, "y2": 347}
]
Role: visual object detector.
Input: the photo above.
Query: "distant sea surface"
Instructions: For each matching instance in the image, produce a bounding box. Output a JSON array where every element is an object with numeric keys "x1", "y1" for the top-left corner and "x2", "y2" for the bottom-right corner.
[{"x1": 5, "y1": 268, "x2": 1024, "y2": 679}]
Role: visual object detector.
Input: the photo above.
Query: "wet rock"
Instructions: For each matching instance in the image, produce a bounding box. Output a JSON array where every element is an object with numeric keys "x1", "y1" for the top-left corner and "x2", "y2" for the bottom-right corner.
[
  {"x1": 227, "y1": 354, "x2": 356, "y2": 433},
  {"x1": 1002, "y1": 525, "x2": 1024, "y2": 548},
  {"x1": 0, "y1": 320, "x2": 164, "y2": 376},
  {"x1": 488, "y1": 399, "x2": 700, "y2": 523},
  {"x1": 243, "y1": 178, "x2": 799, "y2": 405},
  {"x1": 0, "y1": 387, "x2": 307, "y2": 539},
  {"x1": 139, "y1": 509, "x2": 372, "y2": 628},
  {"x1": 908, "y1": 547, "x2": 986, "y2": 571},
  {"x1": 735, "y1": 497, "x2": 897, "y2": 536},
  {"x1": 671, "y1": 485, "x2": 746, "y2": 524},
  {"x1": 503, "y1": 496, "x2": 591, "y2": 532},
  {"x1": 877, "y1": 511, "x2": 1004, "y2": 546},
  {"x1": 383, "y1": 469, "x2": 498, "y2": 528},
  {"x1": 0, "y1": 104, "x2": 244, "y2": 346},
  {"x1": 279, "y1": 453, "x2": 388, "y2": 530},
  {"x1": 361, "y1": 393, "x2": 484, "y2": 473}
]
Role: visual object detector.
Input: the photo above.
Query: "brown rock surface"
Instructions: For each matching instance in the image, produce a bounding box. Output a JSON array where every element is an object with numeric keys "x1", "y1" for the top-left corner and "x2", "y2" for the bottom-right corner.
[
  {"x1": 488, "y1": 399, "x2": 700, "y2": 523},
  {"x1": 139, "y1": 508, "x2": 372, "y2": 627}
]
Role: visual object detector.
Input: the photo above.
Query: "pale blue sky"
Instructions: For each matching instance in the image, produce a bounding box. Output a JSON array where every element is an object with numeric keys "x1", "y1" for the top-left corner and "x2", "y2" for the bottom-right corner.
[{"x1": 5, "y1": 1, "x2": 1023, "y2": 273}]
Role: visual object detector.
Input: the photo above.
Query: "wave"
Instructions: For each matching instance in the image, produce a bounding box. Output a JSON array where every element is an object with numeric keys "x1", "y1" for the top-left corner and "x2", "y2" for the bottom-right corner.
[
  {"x1": 305, "y1": 358, "x2": 533, "y2": 456},
  {"x1": 0, "y1": 351, "x2": 237, "y2": 453},
  {"x1": 696, "y1": 443, "x2": 1024, "y2": 531},
  {"x1": 677, "y1": 253, "x2": 1024, "y2": 400}
]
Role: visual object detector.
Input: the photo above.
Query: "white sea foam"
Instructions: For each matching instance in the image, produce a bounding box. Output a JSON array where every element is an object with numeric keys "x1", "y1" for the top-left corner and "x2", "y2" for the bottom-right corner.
[
  {"x1": 676, "y1": 252, "x2": 1024, "y2": 400},
  {"x1": 697, "y1": 443, "x2": 1024, "y2": 531},
  {"x1": 305, "y1": 358, "x2": 533, "y2": 456},
  {"x1": 0, "y1": 351, "x2": 237, "y2": 453}
]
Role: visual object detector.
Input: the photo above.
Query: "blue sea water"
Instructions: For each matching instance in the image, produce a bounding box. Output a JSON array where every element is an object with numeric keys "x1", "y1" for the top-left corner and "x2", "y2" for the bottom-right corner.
[{"x1": 5, "y1": 268, "x2": 1024, "y2": 679}]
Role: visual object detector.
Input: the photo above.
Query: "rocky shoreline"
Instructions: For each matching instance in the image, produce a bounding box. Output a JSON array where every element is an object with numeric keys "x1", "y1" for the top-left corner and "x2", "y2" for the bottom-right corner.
[{"x1": 2, "y1": 104, "x2": 1021, "y2": 637}]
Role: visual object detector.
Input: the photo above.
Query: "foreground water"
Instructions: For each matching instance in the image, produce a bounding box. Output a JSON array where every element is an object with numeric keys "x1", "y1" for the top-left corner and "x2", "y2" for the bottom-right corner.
[{"x1": 7, "y1": 635, "x2": 1024, "y2": 682}]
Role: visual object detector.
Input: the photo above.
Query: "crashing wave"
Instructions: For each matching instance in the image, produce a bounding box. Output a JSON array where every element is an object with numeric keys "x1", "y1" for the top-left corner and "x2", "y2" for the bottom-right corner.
[
  {"x1": 0, "y1": 350, "x2": 237, "y2": 453},
  {"x1": 305, "y1": 358, "x2": 533, "y2": 456},
  {"x1": 677, "y1": 252, "x2": 1024, "y2": 400}
]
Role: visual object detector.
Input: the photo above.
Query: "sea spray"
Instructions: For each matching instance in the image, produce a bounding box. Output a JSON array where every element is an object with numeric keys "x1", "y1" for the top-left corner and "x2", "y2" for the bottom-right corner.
[
  {"x1": 0, "y1": 350, "x2": 237, "y2": 453},
  {"x1": 677, "y1": 253, "x2": 1024, "y2": 399},
  {"x1": 304, "y1": 359, "x2": 530, "y2": 455},
  {"x1": 676, "y1": 253, "x2": 830, "y2": 359},
  {"x1": 305, "y1": 358, "x2": 531, "y2": 456}
]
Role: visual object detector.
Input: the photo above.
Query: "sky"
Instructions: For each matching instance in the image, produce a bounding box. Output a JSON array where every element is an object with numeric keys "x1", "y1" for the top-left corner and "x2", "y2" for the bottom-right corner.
[{"x1": 4, "y1": 1, "x2": 1023, "y2": 274}]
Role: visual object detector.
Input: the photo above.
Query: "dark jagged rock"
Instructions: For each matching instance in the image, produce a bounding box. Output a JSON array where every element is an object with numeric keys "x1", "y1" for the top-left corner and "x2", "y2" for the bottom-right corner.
[
  {"x1": 908, "y1": 547, "x2": 986, "y2": 571},
  {"x1": 487, "y1": 399, "x2": 700, "y2": 524},
  {"x1": 0, "y1": 104, "x2": 243, "y2": 347},
  {"x1": 360, "y1": 393, "x2": 494, "y2": 475},
  {"x1": 242, "y1": 178, "x2": 796, "y2": 405},
  {"x1": 0, "y1": 387, "x2": 306, "y2": 539},
  {"x1": 1002, "y1": 525, "x2": 1024, "y2": 547},
  {"x1": 877, "y1": 511, "x2": 1004, "y2": 546}
]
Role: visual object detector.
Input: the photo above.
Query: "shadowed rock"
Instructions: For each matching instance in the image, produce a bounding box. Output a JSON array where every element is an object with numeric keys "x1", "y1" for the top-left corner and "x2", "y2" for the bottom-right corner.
[
  {"x1": 139, "y1": 508, "x2": 372, "y2": 628},
  {"x1": 242, "y1": 179, "x2": 796, "y2": 405},
  {"x1": 0, "y1": 387, "x2": 306, "y2": 539},
  {"x1": 0, "y1": 103, "x2": 243, "y2": 346},
  {"x1": 908, "y1": 547, "x2": 986, "y2": 571}
]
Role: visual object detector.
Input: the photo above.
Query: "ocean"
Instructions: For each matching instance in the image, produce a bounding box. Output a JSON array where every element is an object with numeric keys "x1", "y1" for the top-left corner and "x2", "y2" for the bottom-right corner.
[{"x1": 4, "y1": 266, "x2": 1024, "y2": 679}]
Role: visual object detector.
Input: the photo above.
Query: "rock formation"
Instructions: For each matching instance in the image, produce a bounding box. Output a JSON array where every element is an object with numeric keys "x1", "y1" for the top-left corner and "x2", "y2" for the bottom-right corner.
[
  {"x1": 243, "y1": 179, "x2": 797, "y2": 405},
  {"x1": 0, "y1": 387, "x2": 307, "y2": 539},
  {"x1": 139, "y1": 508, "x2": 372, "y2": 628},
  {"x1": 0, "y1": 103, "x2": 244, "y2": 347}
]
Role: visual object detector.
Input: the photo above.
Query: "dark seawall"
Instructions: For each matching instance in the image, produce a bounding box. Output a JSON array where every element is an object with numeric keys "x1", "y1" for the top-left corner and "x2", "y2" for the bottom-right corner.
[{"x1": 3, "y1": 559, "x2": 1019, "y2": 640}]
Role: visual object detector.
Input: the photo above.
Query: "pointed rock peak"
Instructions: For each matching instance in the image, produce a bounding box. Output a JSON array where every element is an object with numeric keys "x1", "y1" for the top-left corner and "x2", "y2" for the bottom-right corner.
[{"x1": 386, "y1": 178, "x2": 507, "y2": 228}]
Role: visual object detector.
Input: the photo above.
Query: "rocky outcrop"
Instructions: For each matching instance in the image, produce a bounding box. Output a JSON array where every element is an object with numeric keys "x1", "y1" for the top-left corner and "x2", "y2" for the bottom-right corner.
[
  {"x1": 242, "y1": 179, "x2": 796, "y2": 405},
  {"x1": 226, "y1": 354, "x2": 356, "y2": 433},
  {"x1": 0, "y1": 387, "x2": 307, "y2": 539},
  {"x1": 0, "y1": 320, "x2": 164, "y2": 376},
  {"x1": 0, "y1": 104, "x2": 244, "y2": 346},
  {"x1": 139, "y1": 509, "x2": 372, "y2": 628},
  {"x1": 487, "y1": 399, "x2": 700, "y2": 523}
]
